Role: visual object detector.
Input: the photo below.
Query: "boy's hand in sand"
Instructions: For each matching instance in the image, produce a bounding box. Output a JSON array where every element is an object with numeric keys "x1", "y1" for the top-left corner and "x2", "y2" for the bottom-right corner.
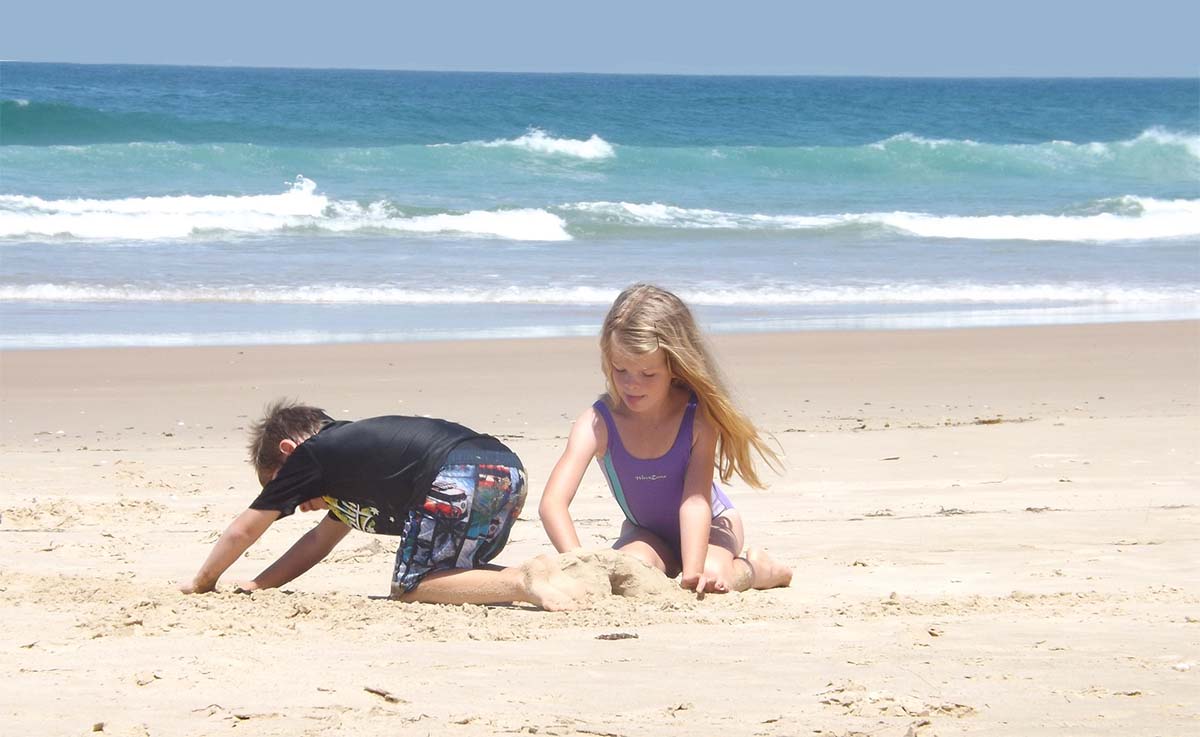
[{"x1": 298, "y1": 496, "x2": 328, "y2": 513}]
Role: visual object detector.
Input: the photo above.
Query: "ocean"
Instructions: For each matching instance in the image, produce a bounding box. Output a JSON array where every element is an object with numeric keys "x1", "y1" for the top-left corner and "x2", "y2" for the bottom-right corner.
[{"x1": 1, "y1": 63, "x2": 1197, "y2": 349}]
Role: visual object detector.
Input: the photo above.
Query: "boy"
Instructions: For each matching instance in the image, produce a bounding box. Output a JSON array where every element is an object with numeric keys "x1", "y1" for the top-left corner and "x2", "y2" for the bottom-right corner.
[{"x1": 180, "y1": 399, "x2": 584, "y2": 610}]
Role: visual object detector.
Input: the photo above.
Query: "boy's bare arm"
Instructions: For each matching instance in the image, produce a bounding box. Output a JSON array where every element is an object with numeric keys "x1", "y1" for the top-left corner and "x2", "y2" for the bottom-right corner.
[
  {"x1": 240, "y1": 513, "x2": 351, "y2": 591},
  {"x1": 181, "y1": 507, "x2": 280, "y2": 594}
]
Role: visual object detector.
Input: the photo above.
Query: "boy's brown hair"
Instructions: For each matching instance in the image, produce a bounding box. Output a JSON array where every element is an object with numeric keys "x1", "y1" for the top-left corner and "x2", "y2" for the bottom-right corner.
[{"x1": 248, "y1": 399, "x2": 332, "y2": 486}]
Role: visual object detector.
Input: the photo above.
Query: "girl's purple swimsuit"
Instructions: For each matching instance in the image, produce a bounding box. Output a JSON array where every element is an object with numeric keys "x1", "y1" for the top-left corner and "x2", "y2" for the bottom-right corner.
[{"x1": 593, "y1": 394, "x2": 734, "y2": 556}]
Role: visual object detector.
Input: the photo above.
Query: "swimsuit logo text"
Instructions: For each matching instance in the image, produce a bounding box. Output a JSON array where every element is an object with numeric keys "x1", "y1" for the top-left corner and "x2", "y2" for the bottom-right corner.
[{"x1": 635, "y1": 474, "x2": 667, "y2": 481}]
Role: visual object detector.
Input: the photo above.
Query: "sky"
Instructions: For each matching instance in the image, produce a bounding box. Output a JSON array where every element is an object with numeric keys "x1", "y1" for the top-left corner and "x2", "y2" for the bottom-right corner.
[{"x1": 3, "y1": 1, "x2": 1199, "y2": 76}]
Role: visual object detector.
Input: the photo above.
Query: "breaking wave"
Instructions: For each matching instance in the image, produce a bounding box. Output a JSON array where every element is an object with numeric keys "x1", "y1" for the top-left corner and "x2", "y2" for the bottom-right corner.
[{"x1": 0, "y1": 177, "x2": 571, "y2": 242}]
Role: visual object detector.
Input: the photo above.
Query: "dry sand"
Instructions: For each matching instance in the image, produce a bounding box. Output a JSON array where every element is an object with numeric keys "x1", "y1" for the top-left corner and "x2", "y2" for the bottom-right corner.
[{"x1": 1, "y1": 321, "x2": 1197, "y2": 736}]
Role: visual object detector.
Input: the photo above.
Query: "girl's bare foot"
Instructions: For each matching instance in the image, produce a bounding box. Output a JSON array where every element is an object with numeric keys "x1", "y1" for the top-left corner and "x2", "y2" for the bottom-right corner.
[{"x1": 744, "y1": 547, "x2": 793, "y2": 589}]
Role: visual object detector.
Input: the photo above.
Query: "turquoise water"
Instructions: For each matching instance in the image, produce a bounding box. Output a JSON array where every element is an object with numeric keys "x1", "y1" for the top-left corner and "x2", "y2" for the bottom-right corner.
[{"x1": 2, "y1": 63, "x2": 1197, "y2": 348}]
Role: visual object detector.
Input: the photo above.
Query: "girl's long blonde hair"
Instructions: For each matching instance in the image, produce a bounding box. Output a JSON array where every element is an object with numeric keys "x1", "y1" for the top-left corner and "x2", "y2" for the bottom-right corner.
[{"x1": 600, "y1": 283, "x2": 780, "y2": 488}]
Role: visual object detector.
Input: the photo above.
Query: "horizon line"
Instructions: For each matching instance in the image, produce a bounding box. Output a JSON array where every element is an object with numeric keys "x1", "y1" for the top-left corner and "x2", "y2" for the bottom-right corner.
[{"x1": 3, "y1": 59, "x2": 1197, "y2": 81}]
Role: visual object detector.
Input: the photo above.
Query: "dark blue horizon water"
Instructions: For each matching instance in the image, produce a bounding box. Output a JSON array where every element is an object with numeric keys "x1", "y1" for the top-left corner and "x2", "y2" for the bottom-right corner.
[
  {"x1": 4, "y1": 62, "x2": 1197, "y2": 147},
  {"x1": 1, "y1": 63, "x2": 1197, "y2": 348}
]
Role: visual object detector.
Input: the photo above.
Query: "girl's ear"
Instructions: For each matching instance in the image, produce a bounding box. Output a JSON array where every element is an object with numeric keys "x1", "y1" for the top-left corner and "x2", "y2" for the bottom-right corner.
[{"x1": 278, "y1": 438, "x2": 298, "y2": 457}]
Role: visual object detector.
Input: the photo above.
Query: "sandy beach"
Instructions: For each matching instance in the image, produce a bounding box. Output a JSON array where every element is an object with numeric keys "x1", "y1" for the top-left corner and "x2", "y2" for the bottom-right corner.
[{"x1": 1, "y1": 320, "x2": 1197, "y2": 736}]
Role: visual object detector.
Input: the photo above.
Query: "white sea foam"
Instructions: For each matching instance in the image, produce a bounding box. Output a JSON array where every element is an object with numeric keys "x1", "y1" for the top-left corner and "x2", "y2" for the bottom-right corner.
[
  {"x1": 566, "y1": 201, "x2": 842, "y2": 229},
  {"x1": 1130, "y1": 127, "x2": 1200, "y2": 159},
  {"x1": 869, "y1": 128, "x2": 1200, "y2": 161},
  {"x1": 0, "y1": 284, "x2": 616, "y2": 305},
  {"x1": 876, "y1": 197, "x2": 1200, "y2": 241},
  {"x1": 683, "y1": 284, "x2": 1199, "y2": 307},
  {"x1": 318, "y1": 201, "x2": 570, "y2": 241},
  {"x1": 0, "y1": 177, "x2": 571, "y2": 242},
  {"x1": 0, "y1": 324, "x2": 605, "y2": 350},
  {"x1": 3, "y1": 283, "x2": 1194, "y2": 307},
  {"x1": 442, "y1": 128, "x2": 616, "y2": 160},
  {"x1": 870, "y1": 132, "x2": 982, "y2": 149},
  {"x1": 566, "y1": 197, "x2": 1200, "y2": 241},
  {"x1": 3, "y1": 184, "x2": 1195, "y2": 244},
  {"x1": 1044, "y1": 129, "x2": 1200, "y2": 161}
]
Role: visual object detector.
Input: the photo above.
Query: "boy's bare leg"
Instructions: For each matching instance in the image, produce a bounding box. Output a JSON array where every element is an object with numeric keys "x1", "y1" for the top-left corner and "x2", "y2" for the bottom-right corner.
[{"x1": 391, "y1": 555, "x2": 588, "y2": 611}]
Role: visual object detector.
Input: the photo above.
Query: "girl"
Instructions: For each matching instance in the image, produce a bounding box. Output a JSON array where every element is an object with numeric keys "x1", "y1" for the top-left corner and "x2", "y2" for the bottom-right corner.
[{"x1": 540, "y1": 284, "x2": 792, "y2": 594}]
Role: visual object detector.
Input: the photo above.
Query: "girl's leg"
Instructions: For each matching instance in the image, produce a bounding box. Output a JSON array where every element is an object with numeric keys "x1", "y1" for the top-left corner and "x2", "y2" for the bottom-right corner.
[
  {"x1": 613, "y1": 520, "x2": 681, "y2": 578},
  {"x1": 741, "y1": 547, "x2": 793, "y2": 590},
  {"x1": 703, "y1": 510, "x2": 792, "y2": 592},
  {"x1": 704, "y1": 511, "x2": 748, "y2": 592}
]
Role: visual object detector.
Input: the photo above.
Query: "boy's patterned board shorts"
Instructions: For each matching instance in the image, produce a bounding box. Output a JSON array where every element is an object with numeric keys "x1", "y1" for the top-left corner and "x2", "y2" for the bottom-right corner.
[{"x1": 392, "y1": 446, "x2": 527, "y2": 592}]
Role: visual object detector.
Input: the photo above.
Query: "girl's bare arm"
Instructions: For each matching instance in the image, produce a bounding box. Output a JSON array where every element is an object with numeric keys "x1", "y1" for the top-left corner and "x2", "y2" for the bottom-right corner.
[
  {"x1": 679, "y1": 415, "x2": 718, "y2": 592},
  {"x1": 539, "y1": 407, "x2": 601, "y2": 552}
]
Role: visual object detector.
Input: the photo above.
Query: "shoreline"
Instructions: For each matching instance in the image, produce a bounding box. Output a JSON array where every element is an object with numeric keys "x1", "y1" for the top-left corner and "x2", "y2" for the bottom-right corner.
[
  {"x1": 5, "y1": 313, "x2": 1199, "y2": 353},
  {"x1": 3, "y1": 313, "x2": 1197, "y2": 349}
]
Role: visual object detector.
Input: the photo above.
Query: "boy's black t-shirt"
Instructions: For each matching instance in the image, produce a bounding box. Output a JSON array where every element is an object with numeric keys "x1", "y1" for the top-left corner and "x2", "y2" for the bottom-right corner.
[{"x1": 249, "y1": 415, "x2": 500, "y2": 534}]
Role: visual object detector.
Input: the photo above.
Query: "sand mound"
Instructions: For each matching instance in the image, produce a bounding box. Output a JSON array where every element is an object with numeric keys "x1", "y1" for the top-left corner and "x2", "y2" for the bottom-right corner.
[{"x1": 554, "y1": 549, "x2": 687, "y2": 602}]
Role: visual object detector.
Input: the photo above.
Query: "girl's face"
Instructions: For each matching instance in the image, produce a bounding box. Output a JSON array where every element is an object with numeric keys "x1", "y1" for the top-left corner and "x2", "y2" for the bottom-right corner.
[{"x1": 609, "y1": 344, "x2": 672, "y2": 413}]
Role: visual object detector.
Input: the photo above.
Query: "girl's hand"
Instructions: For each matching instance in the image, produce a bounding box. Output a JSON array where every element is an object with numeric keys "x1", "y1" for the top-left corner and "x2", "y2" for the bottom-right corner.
[
  {"x1": 703, "y1": 561, "x2": 731, "y2": 593},
  {"x1": 682, "y1": 567, "x2": 731, "y2": 594},
  {"x1": 680, "y1": 571, "x2": 709, "y2": 595}
]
